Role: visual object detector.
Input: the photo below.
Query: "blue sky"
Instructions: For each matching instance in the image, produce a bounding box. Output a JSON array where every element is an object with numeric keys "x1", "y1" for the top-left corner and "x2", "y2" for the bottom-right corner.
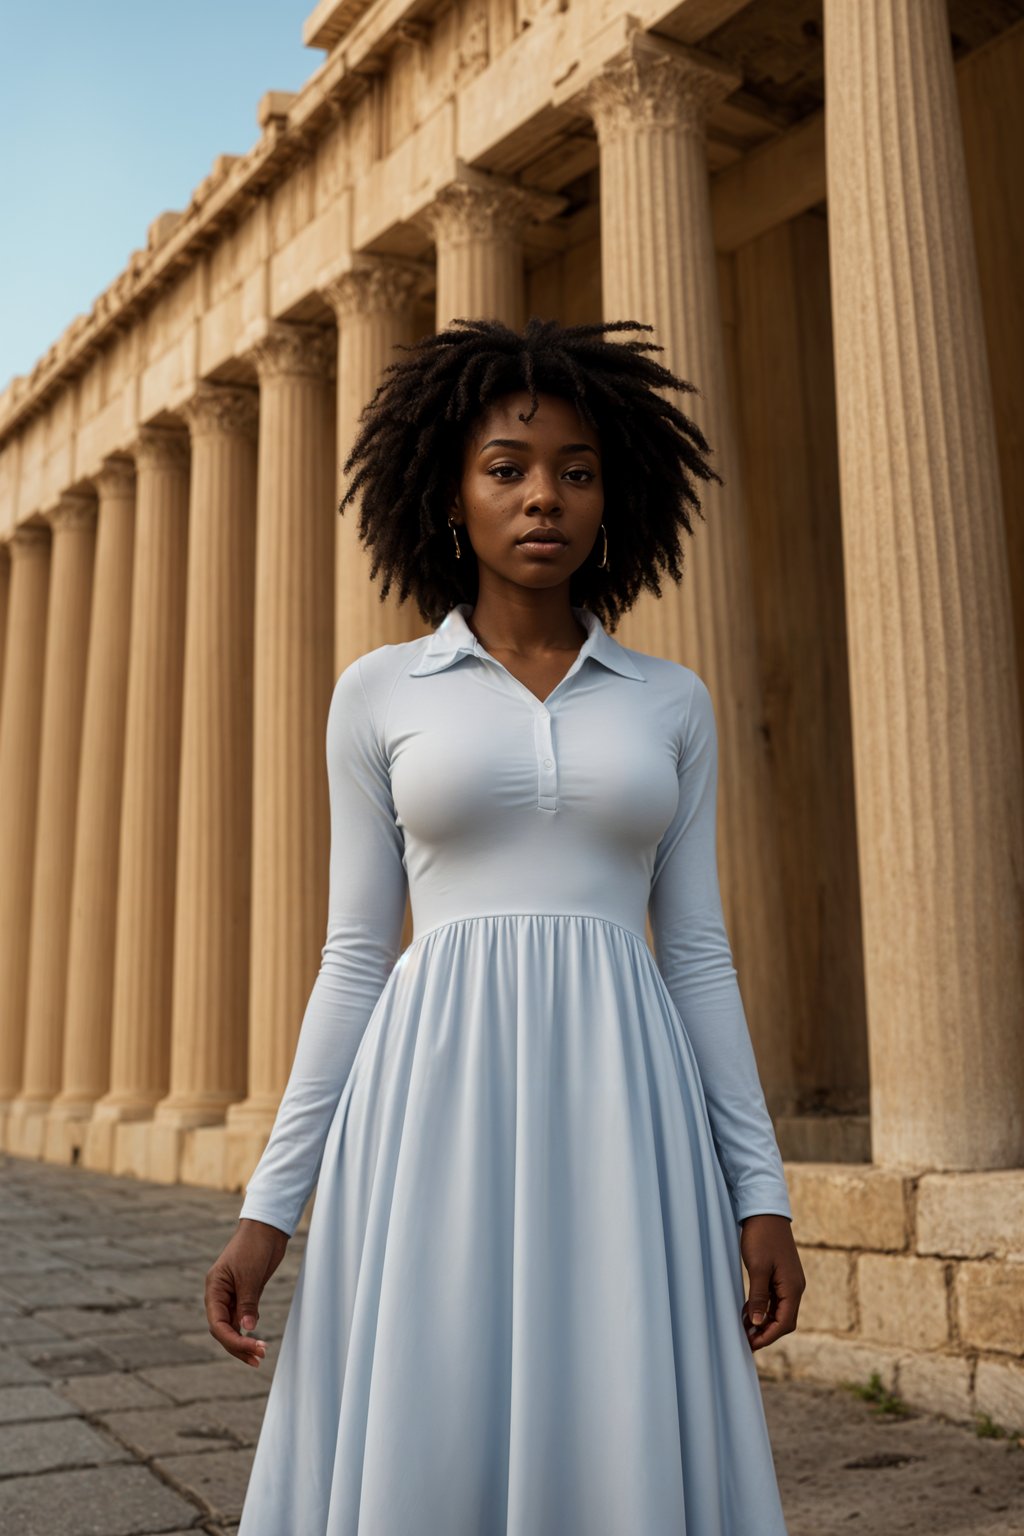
[{"x1": 2, "y1": 2, "x2": 317, "y2": 388}]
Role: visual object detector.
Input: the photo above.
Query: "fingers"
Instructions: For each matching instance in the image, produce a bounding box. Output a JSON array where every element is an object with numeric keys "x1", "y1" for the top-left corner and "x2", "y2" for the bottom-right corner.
[
  {"x1": 743, "y1": 1273, "x2": 805, "y2": 1353},
  {"x1": 204, "y1": 1263, "x2": 268, "y2": 1368}
]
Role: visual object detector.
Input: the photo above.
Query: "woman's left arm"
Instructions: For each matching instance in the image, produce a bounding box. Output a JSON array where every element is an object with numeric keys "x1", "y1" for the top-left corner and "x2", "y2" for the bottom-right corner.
[{"x1": 648, "y1": 669, "x2": 805, "y2": 1348}]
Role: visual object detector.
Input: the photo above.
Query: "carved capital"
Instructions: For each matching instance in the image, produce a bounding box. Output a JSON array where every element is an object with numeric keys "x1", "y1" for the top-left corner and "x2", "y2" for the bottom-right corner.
[
  {"x1": 322, "y1": 259, "x2": 429, "y2": 322},
  {"x1": 581, "y1": 35, "x2": 741, "y2": 143},
  {"x1": 416, "y1": 179, "x2": 535, "y2": 248},
  {"x1": 249, "y1": 322, "x2": 334, "y2": 382},
  {"x1": 182, "y1": 382, "x2": 260, "y2": 440},
  {"x1": 8, "y1": 522, "x2": 51, "y2": 558},
  {"x1": 134, "y1": 425, "x2": 191, "y2": 474},
  {"x1": 95, "y1": 455, "x2": 137, "y2": 500},
  {"x1": 46, "y1": 491, "x2": 97, "y2": 534}
]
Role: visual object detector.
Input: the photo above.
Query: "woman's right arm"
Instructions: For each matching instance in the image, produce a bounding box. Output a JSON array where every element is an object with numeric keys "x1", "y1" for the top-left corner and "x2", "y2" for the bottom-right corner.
[{"x1": 205, "y1": 654, "x2": 408, "y2": 1362}]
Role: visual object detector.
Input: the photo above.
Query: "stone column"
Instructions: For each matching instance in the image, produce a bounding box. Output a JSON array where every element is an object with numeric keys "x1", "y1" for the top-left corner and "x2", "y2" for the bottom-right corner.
[
  {"x1": 226, "y1": 324, "x2": 335, "y2": 1171},
  {"x1": 7, "y1": 493, "x2": 97, "y2": 1157},
  {"x1": 576, "y1": 32, "x2": 796, "y2": 1111},
  {"x1": 47, "y1": 460, "x2": 137, "y2": 1161},
  {"x1": 323, "y1": 257, "x2": 430, "y2": 674},
  {"x1": 0, "y1": 543, "x2": 10, "y2": 699},
  {"x1": 150, "y1": 386, "x2": 259, "y2": 1178},
  {"x1": 84, "y1": 427, "x2": 190, "y2": 1174},
  {"x1": 824, "y1": 0, "x2": 1024, "y2": 1167},
  {"x1": 417, "y1": 170, "x2": 563, "y2": 333},
  {"x1": 0, "y1": 524, "x2": 51, "y2": 1123}
]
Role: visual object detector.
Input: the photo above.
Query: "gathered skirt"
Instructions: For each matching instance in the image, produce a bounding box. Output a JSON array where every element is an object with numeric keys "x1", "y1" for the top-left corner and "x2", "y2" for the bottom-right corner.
[{"x1": 236, "y1": 913, "x2": 789, "y2": 1535}]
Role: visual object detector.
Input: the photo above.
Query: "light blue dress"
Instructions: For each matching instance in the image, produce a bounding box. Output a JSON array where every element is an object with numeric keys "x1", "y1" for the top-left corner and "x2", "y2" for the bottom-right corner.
[{"x1": 236, "y1": 601, "x2": 792, "y2": 1536}]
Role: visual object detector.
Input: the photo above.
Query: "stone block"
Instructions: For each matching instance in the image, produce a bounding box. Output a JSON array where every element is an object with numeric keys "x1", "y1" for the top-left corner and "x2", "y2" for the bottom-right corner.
[
  {"x1": 857, "y1": 1252, "x2": 950, "y2": 1349},
  {"x1": 916, "y1": 1170, "x2": 1024, "y2": 1260},
  {"x1": 770, "y1": 1327, "x2": 903, "y2": 1393},
  {"x1": 112, "y1": 1120, "x2": 151, "y2": 1179},
  {"x1": 0, "y1": 1384, "x2": 78, "y2": 1423},
  {"x1": 144, "y1": 1122, "x2": 186, "y2": 1185},
  {"x1": 0, "y1": 1463, "x2": 198, "y2": 1536},
  {"x1": 55, "y1": 1371, "x2": 173, "y2": 1414},
  {"x1": 955, "y1": 1261, "x2": 1024, "y2": 1355},
  {"x1": 153, "y1": 1446, "x2": 254, "y2": 1525},
  {"x1": 137, "y1": 1360, "x2": 270, "y2": 1405},
  {"x1": 0, "y1": 1416, "x2": 130, "y2": 1477},
  {"x1": 4, "y1": 1110, "x2": 46, "y2": 1159},
  {"x1": 786, "y1": 1162, "x2": 910, "y2": 1250},
  {"x1": 793, "y1": 1246, "x2": 855, "y2": 1332},
  {"x1": 896, "y1": 1347, "x2": 974, "y2": 1423},
  {"x1": 181, "y1": 1125, "x2": 228, "y2": 1189},
  {"x1": 973, "y1": 1357, "x2": 1024, "y2": 1432}
]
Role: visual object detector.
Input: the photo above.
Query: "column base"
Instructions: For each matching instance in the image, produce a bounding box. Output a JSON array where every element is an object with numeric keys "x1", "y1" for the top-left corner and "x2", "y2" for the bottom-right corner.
[
  {"x1": 42, "y1": 1099, "x2": 97, "y2": 1166},
  {"x1": 4, "y1": 1099, "x2": 53, "y2": 1159},
  {"x1": 81, "y1": 1097, "x2": 160, "y2": 1174}
]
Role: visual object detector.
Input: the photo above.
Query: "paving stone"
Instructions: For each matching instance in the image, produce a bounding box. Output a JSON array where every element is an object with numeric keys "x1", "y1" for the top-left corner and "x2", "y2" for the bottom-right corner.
[
  {"x1": 45, "y1": 1305, "x2": 149, "y2": 1338},
  {"x1": 97, "y1": 1402, "x2": 245, "y2": 1458},
  {"x1": 0, "y1": 1271, "x2": 127, "y2": 1309},
  {"x1": 200, "y1": 1396, "x2": 267, "y2": 1447},
  {"x1": 55, "y1": 1372, "x2": 173, "y2": 1413},
  {"x1": 0, "y1": 1384, "x2": 79, "y2": 1423},
  {"x1": 0, "y1": 1313, "x2": 65, "y2": 1345},
  {"x1": 94, "y1": 1331, "x2": 216, "y2": 1372},
  {"x1": 16, "y1": 1338, "x2": 120, "y2": 1377},
  {"x1": 137, "y1": 1361, "x2": 270, "y2": 1405},
  {"x1": 153, "y1": 1446, "x2": 254, "y2": 1525},
  {"x1": 0, "y1": 1462, "x2": 200, "y2": 1535},
  {"x1": 0, "y1": 1416, "x2": 130, "y2": 1476},
  {"x1": 0, "y1": 1348, "x2": 49, "y2": 1386}
]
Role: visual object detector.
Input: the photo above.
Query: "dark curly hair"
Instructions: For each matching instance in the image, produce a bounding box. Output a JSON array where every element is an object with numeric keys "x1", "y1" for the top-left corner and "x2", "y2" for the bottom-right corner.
[{"x1": 338, "y1": 314, "x2": 723, "y2": 630}]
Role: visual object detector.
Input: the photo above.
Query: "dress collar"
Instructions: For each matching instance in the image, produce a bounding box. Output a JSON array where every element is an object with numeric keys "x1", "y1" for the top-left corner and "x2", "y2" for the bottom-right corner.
[{"x1": 408, "y1": 602, "x2": 645, "y2": 682}]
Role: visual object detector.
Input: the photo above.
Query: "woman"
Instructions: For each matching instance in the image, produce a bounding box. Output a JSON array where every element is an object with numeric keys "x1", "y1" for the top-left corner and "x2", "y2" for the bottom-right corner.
[{"x1": 207, "y1": 315, "x2": 805, "y2": 1534}]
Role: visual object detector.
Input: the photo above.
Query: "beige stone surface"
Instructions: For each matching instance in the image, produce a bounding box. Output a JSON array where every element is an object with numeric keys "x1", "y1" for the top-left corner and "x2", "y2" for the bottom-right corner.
[
  {"x1": 974, "y1": 1357, "x2": 1024, "y2": 1431},
  {"x1": 857, "y1": 1252, "x2": 951, "y2": 1352},
  {"x1": 917, "y1": 1171, "x2": 1024, "y2": 1261},
  {"x1": 786, "y1": 1163, "x2": 911, "y2": 1251},
  {"x1": 956, "y1": 1262, "x2": 1024, "y2": 1357},
  {"x1": 793, "y1": 1246, "x2": 854, "y2": 1335},
  {"x1": 896, "y1": 1348, "x2": 974, "y2": 1425}
]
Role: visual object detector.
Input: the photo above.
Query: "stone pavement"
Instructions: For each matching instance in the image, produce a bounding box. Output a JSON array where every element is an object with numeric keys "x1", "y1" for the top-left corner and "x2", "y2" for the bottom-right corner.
[{"x1": 0, "y1": 1152, "x2": 1020, "y2": 1536}]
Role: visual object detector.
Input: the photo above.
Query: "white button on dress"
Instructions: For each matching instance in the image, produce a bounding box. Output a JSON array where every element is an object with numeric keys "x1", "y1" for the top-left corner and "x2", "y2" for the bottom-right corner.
[{"x1": 237, "y1": 601, "x2": 792, "y2": 1536}]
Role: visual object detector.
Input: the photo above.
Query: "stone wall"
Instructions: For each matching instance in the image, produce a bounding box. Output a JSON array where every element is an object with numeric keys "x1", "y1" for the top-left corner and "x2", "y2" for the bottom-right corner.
[{"x1": 756, "y1": 1166, "x2": 1024, "y2": 1432}]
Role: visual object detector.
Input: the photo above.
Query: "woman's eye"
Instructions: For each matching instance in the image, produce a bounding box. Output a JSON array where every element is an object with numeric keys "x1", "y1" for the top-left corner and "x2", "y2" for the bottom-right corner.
[{"x1": 488, "y1": 465, "x2": 593, "y2": 482}]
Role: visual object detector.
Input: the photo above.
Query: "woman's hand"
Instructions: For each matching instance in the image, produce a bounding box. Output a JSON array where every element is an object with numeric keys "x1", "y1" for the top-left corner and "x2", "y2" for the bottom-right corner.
[
  {"x1": 205, "y1": 1218, "x2": 290, "y2": 1367},
  {"x1": 738, "y1": 1213, "x2": 805, "y2": 1352}
]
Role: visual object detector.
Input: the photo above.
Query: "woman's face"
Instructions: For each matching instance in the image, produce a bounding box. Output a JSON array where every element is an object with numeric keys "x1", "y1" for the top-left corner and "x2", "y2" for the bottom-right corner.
[{"x1": 450, "y1": 391, "x2": 605, "y2": 595}]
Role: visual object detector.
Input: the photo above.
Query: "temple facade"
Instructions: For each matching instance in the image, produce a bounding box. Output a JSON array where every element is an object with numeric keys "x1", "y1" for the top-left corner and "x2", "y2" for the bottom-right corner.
[{"x1": 0, "y1": 0, "x2": 1021, "y2": 1424}]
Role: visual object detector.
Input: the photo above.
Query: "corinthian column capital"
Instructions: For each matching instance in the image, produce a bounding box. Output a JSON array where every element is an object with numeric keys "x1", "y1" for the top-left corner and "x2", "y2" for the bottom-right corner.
[
  {"x1": 8, "y1": 522, "x2": 50, "y2": 558},
  {"x1": 416, "y1": 171, "x2": 563, "y2": 248},
  {"x1": 581, "y1": 33, "x2": 741, "y2": 142},
  {"x1": 134, "y1": 425, "x2": 191, "y2": 473},
  {"x1": 45, "y1": 491, "x2": 96, "y2": 535},
  {"x1": 322, "y1": 258, "x2": 430, "y2": 323},
  {"x1": 182, "y1": 382, "x2": 260, "y2": 441},
  {"x1": 95, "y1": 455, "x2": 136, "y2": 500},
  {"x1": 249, "y1": 321, "x2": 335, "y2": 383}
]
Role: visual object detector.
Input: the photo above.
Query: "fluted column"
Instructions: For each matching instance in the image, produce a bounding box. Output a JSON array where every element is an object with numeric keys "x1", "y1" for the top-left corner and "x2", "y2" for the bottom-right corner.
[
  {"x1": 323, "y1": 257, "x2": 430, "y2": 674},
  {"x1": 151, "y1": 385, "x2": 258, "y2": 1163},
  {"x1": 417, "y1": 172, "x2": 562, "y2": 332},
  {"x1": 824, "y1": 0, "x2": 1024, "y2": 1167},
  {"x1": 226, "y1": 324, "x2": 335, "y2": 1153},
  {"x1": 577, "y1": 32, "x2": 796, "y2": 1110},
  {"x1": 47, "y1": 460, "x2": 137, "y2": 1156},
  {"x1": 7, "y1": 494, "x2": 97, "y2": 1155},
  {"x1": 85, "y1": 427, "x2": 190, "y2": 1171},
  {"x1": 0, "y1": 524, "x2": 51, "y2": 1121}
]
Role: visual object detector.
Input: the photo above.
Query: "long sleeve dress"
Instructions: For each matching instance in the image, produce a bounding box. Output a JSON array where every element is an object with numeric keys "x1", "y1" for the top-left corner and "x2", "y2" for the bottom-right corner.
[{"x1": 235, "y1": 601, "x2": 792, "y2": 1536}]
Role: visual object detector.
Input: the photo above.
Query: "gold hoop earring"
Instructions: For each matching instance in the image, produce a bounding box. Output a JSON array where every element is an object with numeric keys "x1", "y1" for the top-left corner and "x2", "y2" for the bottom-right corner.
[
  {"x1": 447, "y1": 513, "x2": 462, "y2": 560},
  {"x1": 597, "y1": 522, "x2": 608, "y2": 570}
]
